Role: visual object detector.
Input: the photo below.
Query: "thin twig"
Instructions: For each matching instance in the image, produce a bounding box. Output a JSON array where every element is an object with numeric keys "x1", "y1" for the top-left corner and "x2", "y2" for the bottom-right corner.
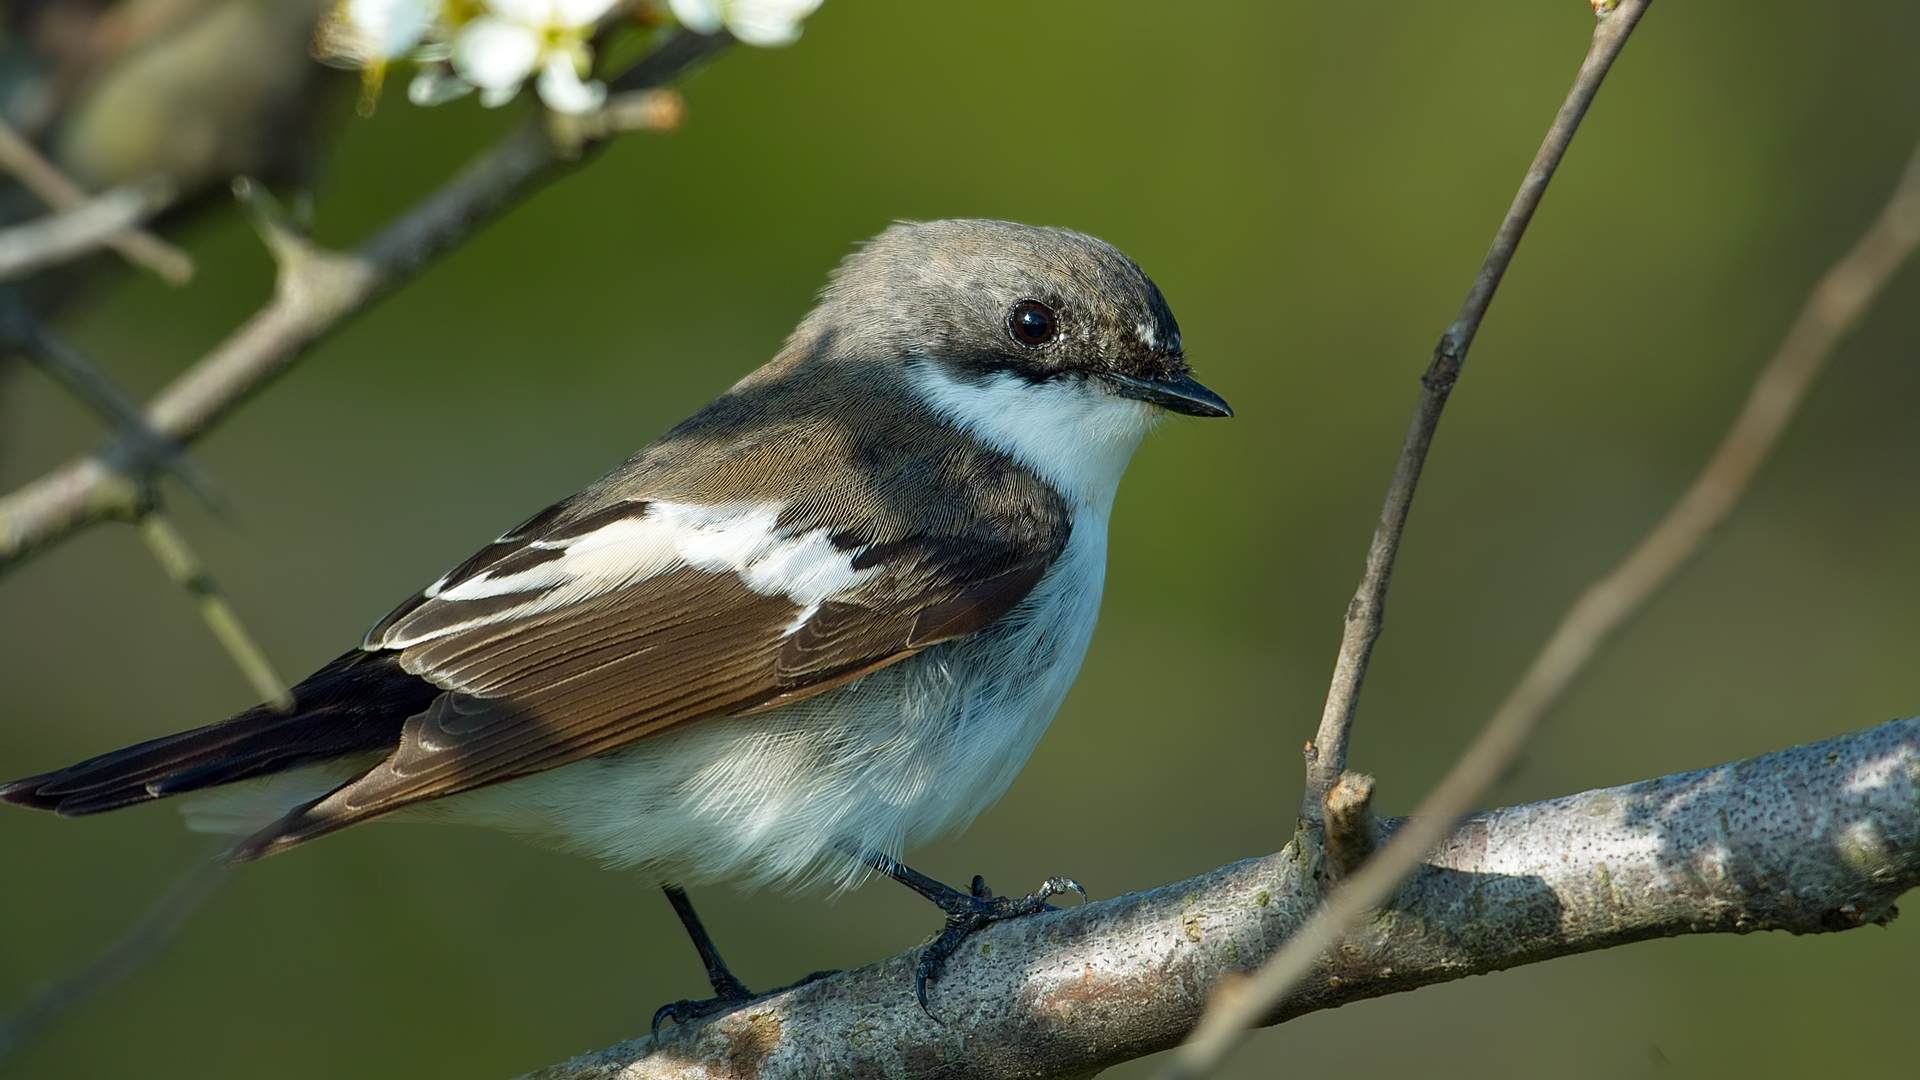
[
  {"x1": 1299, "y1": 1, "x2": 1651, "y2": 820},
  {"x1": 0, "y1": 288, "x2": 225, "y2": 512},
  {"x1": 0, "y1": 853, "x2": 230, "y2": 1069},
  {"x1": 137, "y1": 511, "x2": 293, "y2": 711},
  {"x1": 1170, "y1": 6, "x2": 1654, "y2": 1077},
  {"x1": 0, "y1": 185, "x2": 166, "y2": 280},
  {"x1": 0, "y1": 30, "x2": 731, "y2": 572},
  {"x1": 0, "y1": 119, "x2": 194, "y2": 285}
]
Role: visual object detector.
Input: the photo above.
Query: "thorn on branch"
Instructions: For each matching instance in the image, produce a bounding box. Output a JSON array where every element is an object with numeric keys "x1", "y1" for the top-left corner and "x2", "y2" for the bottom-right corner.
[
  {"x1": 231, "y1": 176, "x2": 377, "y2": 322},
  {"x1": 1323, "y1": 772, "x2": 1381, "y2": 877},
  {"x1": 232, "y1": 176, "x2": 317, "y2": 273}
]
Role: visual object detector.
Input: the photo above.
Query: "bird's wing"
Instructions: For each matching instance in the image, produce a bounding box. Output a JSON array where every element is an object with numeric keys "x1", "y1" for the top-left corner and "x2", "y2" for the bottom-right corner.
[{"x1": 236, "y1": 490, "x2": 1066, "y2": 857}]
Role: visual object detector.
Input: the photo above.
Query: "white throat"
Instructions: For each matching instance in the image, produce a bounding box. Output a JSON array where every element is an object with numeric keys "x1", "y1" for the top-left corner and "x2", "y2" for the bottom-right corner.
[{"x1": 907, "y1": 363, "x2": 1159, "y2": 512}]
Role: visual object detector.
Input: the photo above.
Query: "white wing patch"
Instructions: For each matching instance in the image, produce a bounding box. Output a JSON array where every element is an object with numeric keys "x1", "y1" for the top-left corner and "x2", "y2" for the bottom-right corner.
[{"x1": 384, "y1": 502, "x2": 880, "y2": 649}]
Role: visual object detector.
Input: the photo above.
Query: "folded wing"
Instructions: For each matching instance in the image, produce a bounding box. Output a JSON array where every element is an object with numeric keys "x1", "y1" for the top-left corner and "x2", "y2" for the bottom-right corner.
[{"x1": 232, "y1": 492, "x2": 1065, "y2": 858}]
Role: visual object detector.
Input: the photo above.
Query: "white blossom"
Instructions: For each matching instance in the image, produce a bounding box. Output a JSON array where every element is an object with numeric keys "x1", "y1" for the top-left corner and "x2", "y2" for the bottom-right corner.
[
  {"x1": 319, "y1": 0, "x2": 827, "y2": 117},
  {"x1": 667, "y1": 0, "x2": 822, "y2": 47},
  {"x1": 450, "y1": 0, "x2": 620, "y2": 113}
]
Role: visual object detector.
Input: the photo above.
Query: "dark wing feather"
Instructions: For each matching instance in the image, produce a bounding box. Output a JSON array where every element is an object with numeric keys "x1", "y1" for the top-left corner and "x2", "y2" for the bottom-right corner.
[{"x1": 0, "y1": 650, "x2": 435, "y2": 816}]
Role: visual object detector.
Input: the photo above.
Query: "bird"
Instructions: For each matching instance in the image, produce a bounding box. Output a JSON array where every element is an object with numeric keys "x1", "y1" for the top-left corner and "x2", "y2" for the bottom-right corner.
[{"x1": 1, "y1": 217, "x2": 1230, "y2": 1021}]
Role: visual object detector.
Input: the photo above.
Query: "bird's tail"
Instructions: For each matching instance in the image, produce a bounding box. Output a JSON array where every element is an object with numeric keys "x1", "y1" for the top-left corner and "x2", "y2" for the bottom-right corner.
[{"x1": 0, "y1": 649, "x2": 430, "y2": 833}]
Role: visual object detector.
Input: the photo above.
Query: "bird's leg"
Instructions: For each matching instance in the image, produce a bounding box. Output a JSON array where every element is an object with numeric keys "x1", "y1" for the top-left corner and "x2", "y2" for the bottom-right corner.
[
  {"x1": 668, "y1": 884, "x2": 753, "y2": 998},
  {"x1": 651, "y1": 884, "x2": 752, "y2": 1036},
  {"x1": 865, "y1": 853, "x2": 1085, "y2": 1011},
  {"x1": 650, "y1": 885, "x2": 838, "y2": 1038}
]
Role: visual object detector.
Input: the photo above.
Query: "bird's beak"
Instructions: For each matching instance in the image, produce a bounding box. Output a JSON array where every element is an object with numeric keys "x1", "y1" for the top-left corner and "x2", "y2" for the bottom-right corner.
[{"x1": 1105, "y1": 371, "x2": 1234, "y2": 418}]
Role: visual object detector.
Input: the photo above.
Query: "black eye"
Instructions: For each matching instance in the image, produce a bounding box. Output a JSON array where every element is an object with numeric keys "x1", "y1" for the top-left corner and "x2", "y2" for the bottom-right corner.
[{"x1": 1007, "y1": 299, "x2": 1058, "y2": 348}]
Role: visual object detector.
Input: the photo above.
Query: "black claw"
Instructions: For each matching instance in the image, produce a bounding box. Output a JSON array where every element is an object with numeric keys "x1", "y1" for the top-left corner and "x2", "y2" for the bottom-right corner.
[
  {"x1": 1039, "y1": 876, "x2": 1088, "y2": 905},
  {"x1": 653, "y1": 884, "x2": 841, "y2": 1040},
  {"x1": 860, "y1": 854, "x2": 1091, "y2": 1013},
  {"x1": 652, "y1": 995, "x2": 737, "y2": 1040},
  {"x1": 909, "y1": 875, "x2": 1090, "y2": 1013},
  {"x1": 651, "y1": 969, "x2": 843, "y2": 1040}
]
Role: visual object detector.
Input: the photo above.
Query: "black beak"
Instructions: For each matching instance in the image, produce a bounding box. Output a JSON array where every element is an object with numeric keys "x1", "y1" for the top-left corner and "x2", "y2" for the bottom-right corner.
[{"x1": 1105, "y1": 372, "x2": 1233, "y2": 418}]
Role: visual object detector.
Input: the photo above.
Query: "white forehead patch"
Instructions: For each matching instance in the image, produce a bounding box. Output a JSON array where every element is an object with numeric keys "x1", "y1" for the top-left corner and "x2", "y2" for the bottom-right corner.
[{"x1": 1136, "y1": 322, "x2": 1157, "y2": 349}]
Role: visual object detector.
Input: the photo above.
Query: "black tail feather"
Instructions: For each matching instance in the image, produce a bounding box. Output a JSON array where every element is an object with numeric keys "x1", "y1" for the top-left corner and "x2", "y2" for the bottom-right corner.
[{"x1": 1, "y1": 649, "x2": 434, "y2": 817}]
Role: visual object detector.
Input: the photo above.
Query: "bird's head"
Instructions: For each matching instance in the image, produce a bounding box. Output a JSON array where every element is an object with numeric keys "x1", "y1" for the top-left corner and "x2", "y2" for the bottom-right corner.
[{"x1": 802, "y1": 218, "x2": 1232, "y2": 422}]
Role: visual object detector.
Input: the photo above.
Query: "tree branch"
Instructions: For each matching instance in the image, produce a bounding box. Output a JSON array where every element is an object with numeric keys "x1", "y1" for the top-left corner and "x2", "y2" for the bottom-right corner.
[
  {"x1": 522, "y1": 716, "x2": 1919, "y2": 1080},
  {"x1": 0, "y1": 30, "x2": 730, "y2": 573}
]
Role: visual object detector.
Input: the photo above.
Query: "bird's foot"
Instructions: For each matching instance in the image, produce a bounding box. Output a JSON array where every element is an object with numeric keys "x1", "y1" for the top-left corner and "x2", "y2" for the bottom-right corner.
[
  {"x1": 914, "y1": 874, "x2": 1085, "y2": 1011},
  {"x1": 651, "y1": 968, "x2": 839, "y2": 1039}
]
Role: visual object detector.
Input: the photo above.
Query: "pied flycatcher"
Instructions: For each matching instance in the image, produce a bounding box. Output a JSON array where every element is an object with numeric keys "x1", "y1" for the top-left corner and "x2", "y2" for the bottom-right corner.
[{"x1": 3, "y1": 218, "x2": 1231, "y2": 1017}]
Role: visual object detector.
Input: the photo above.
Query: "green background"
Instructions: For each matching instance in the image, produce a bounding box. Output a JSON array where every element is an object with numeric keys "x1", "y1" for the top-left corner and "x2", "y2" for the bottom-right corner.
[{"x1": 5, "y1": 1, "x2": 1920, "y2": 1076}]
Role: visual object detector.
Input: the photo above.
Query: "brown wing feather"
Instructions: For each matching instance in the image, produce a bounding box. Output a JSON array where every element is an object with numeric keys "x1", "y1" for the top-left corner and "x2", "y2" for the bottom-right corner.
[{"x1": 231, "y1": 542, "x2": 1060, "y2": 861}]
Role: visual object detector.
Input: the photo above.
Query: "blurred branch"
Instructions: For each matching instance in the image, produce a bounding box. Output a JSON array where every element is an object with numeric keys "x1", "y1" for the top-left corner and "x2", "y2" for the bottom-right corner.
[
  {"x1": 0, "y1": 289, "x2": 223, "y2": 510},
  {"x1": 0, "y1": 185, "x2": 169, "y2": 281},
  {"x1": 551, "y1": 88, "x2": 688, "y2": 152},
  {"x1": 523, "y1": 717, "x2": 1920, "y2": 1080},
  {"x1": 0, "y1": 29, "x2": 732, "y2": 574},
  {"x1": 0, "y1": 853, "x2": 231, "y2": 1069},
  {"x1": 137, "y1": 511, "x2": 294, "y2": 711},
  {"x1": 1300, "y1": 0, "x2": 1651, "y2": 821},
  {"x1": 0, "y1": 119, "x2": 194, "y2": 285}
]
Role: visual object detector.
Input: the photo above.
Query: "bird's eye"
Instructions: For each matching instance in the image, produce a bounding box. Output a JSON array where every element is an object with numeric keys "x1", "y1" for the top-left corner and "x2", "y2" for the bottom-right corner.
[{"x1": 1006, "y1": 300, "x2": 1058, "y2": 348}]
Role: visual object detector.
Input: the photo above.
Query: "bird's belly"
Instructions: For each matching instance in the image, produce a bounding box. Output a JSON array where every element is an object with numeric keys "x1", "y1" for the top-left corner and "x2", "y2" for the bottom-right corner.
[{"x1": 419, "y1": 522, "x2": 1109, "y2": 892}]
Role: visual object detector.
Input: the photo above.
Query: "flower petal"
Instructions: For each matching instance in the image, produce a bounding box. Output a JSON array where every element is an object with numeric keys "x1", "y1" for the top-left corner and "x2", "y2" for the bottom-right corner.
[
  {"x1": 452, "y1": 16, "x2": 542, "y2": 90},
  {"x1": 667, "y1": 0, "x2": 725, "y2": 35},
  {"x1": 482, "y1": 0, "x2": 555, "y2": 24},
  {"x1": 555, "y1": 0, "x2": 622, "y2": 27},
  {"x1": 536, "y1": 53, "x2": 607, "y2": 113},
  {"x1": 724, "y1": 0, "x2": 824, "y2": 47}
]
